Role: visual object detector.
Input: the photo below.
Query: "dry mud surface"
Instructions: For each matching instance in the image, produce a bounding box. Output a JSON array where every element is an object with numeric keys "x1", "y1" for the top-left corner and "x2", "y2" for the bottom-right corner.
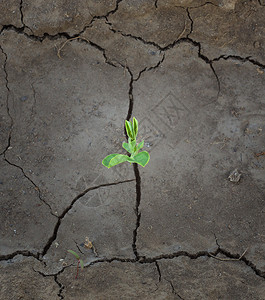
[{"x1": 0, "y1": 0, "x2": 265, "y2": 299}]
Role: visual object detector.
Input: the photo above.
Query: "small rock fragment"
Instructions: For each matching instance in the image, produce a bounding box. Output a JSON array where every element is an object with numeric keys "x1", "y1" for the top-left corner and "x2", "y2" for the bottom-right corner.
[{"x1": 228, "y1": 169, "x2": 241, "y2": 183}]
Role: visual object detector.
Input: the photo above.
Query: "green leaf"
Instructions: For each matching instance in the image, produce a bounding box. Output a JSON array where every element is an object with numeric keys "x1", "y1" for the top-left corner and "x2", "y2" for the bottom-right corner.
[
  {"x1": 133, "y1": 117, "x2": 138, "y2": 138},
  {"x1": 136, "y1": 140, "x2": 144, "y2": 151},
  {"x1": 133, "y1": 151, "x2": 150, "y2": 167},
  {"x1": 122, "y1": 142, "x2": 131, "y2": 154},
  {"x1": 125, "y1": 120, "x2": 134, "y2": 139},
  {"x1": 80, "y1": 259, "x2": 84, "y2": 269},
  {"x1": 68, "y1": 250, "x2": 80, "y2": 260},
  {"x1": 102, "y1": 153, "x2": 120, "y2": 168},
  {"x1": 108, "y1": 154, "x2": 130, "y2": 168}
]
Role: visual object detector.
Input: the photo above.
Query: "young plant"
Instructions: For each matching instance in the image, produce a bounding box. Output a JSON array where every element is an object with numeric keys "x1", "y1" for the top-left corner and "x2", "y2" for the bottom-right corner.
[
  {"x1": 102, "y1": 117, "x2": 150, "y2": 168},
  {"x1": 67, "y1": 250, "x2": 84, "y2": 279}
]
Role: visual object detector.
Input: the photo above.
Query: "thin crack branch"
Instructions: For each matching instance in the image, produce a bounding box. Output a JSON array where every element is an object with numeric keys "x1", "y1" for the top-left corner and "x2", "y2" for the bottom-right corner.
[
  {"x1": 82, "y1": 39, "x2": 117, "y2": 67},
  {"x1": 142, "y1": 249, "x2": 219, "y2": 263},
  {"x1": 155, "y1": 261, "x2": 161, "y2": 282},
  {"x1": 165, "y1": 279, "x2": 176, "y2": 295},
  {"x1": 0, "y1": 45, "x2": 13, "y2": 156},
  {"x1": 76, "y1": 0, "x2": 124, "y2": 35},
  {"x1": 19, "y1": 0, "x2": 33, "y2": 33},
  {"x1": 74, "y1": 240, "x2": 84, "y2": 255},
  {"x1": 0, "y1": 46, "x2": 10, "y2": 92},
  {"x1": 165, "y1": 279, "x2": 185, "y2": 299},
  {"x1": 171, "y1": 1, "x2": 218, "y2": 11},
  {"x1": 42, "y1": 178, "x2": 135, "y2": 256},
  {"x1": 54, "y1": 274, "x2": 64, "y2": 299},
  {"x1": 186, "y1": 8, "x2": 193, "y2": 38},
  {"x1": 3, "y1": 157, "x2": 53, "y2": 211},
  {"x1": 106, "y1": 24, "x2": 165, "y2": 50},
  {"x1": 104, "y1": 0, "x2": 124, "y2": 18},
  {"x1": 185, "y1": 1, "x2": 218, "y2": 9},
  {"x1": 123, "y1": 53, "x2": 165, "y2": 131},
  {"x1": 212, "y1": 54, "x2": 265, "y2": 70},
  {"x1": 214, "y1": 233, "x2": 220, "y2": 248},
  {"x1": 219, "y1": 247, "x2": 265, "y2": 278},
  {"x1": 106, "y1": 21, "x2": 190, "y2": 52},
  {"x1": 57, "y1": 36, "x2": 117, "y2": 67},
  {"x1": 0, "y1": 23, "x2": 73, "y2": 42},
  {"x1": 0, "y1": 250, "x2": 40, "y2": 261},
  {"x1": 210, "y1": 62, "x2": 220, "y2": 99},
  {"x1": 19, "y1": 0, "x2": 24, "y2": 25},
  {"x1": 86, "y1": 256, "x2": 136, "y2": 267},
  {"x1": 69, "y1": 0, "x2": 125, "y2": 37},
  {"x1": 33, "y1": 264, "x2": 70, "y2": 277},
  {"x1": 209, "y1": 248, "x2": 248, "y2": 261},
  {"x1": 135, "y1": 53, "x2": 165, "y2": 81}
]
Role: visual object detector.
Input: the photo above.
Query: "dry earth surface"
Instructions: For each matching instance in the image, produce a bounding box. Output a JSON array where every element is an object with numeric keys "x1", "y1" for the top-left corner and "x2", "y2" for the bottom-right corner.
[{"x1": 0, "y1": 0, "x2": 265, "y2": 299}]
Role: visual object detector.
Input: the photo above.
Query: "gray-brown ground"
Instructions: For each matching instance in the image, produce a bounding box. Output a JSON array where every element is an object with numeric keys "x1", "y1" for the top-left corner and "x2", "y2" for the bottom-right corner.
[{"x1": 0, "y1": 0, "x2": 265, "y2": 299}]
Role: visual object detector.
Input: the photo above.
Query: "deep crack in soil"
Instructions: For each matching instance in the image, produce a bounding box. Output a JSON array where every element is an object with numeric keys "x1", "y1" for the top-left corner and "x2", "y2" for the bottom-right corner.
[{"x1": 132, "y1": 164, "x2": 141, "y2": 260}]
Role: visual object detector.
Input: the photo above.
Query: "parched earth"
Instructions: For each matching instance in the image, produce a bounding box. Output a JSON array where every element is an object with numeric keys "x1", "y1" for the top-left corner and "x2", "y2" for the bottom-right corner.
[{"x1": 0, "y1": 0, "x2": 265, "y2": 299}]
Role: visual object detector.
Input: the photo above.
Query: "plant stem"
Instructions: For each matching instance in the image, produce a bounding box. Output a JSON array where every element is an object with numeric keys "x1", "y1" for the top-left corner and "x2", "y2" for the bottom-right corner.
[{"x1": 75, "y1": 260, "x2": 80, "y2": 279}]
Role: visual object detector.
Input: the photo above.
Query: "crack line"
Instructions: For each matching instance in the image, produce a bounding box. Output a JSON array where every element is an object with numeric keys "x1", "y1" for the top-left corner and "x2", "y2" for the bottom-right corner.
[
  {"x1": 132, "y1": 164, "x2": 141, "y2": 259},
  {"x1": 42, "y1": 178, "x2": 135, "y2": 257},
  {"x1": 19, "y1": 0, "x2": 34, "y2": 34},
  {"x1": 82, "y1": 246, "x2": 265, "y2": 280},
  {"x1": 212, "y1": 54, "x2": 265, "y2": 69},
  {"x1": 134, "y1": 53, "x2": 165, "y2": 81},
  {"x1": 186, "y1": 8, "x2": 193, "y2": 38},
  {"x1": 165, "y1": 278, "x2": 185, "y2": 299},
  {"x1": 36, "y1": 265, "x2": 66, "y2": 299},
  {"x1": 0, "y1": 250, "x2": 40, "y2": 261},
  {"x1": 57, "y1": 36, "x2": 117, "y2": 67},
  {"x1": 54, "y1": 274, "x2": 64, "y2": 299},
  {"x1": 184, "y1": 1, "x2": 218, "y2": 9},
  {"x1": 4, "y1": 157, "x2": 53, "y2": 211},
  {"x1": 155, "y1": 261, "x2": 161, "y2": 282},
  {"x1": 0, "y1": 45, "x2": 13, "y2": 156},
  {"x1": 33, "y1": 264, "x2": 70, "y2": 277}
]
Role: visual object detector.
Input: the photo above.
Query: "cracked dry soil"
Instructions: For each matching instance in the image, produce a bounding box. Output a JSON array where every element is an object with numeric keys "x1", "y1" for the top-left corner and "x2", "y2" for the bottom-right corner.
[{"x1": 0, "y1": 0, "x2": 265, "y2": 299}]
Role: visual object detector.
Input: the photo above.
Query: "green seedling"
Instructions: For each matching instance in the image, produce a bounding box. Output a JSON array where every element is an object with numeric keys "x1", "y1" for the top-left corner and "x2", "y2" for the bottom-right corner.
[
  {"x1": 67, "y1": 250, "x2": 84, "y2": 279},
  {"x1": 102, "y1": 117, "x2": 150, "y2": 168}
]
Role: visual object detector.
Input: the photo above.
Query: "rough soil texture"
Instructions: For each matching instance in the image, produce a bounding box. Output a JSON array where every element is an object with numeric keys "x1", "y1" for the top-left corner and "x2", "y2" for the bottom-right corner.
[{"x1": 0, "y1": 0, "x2": 265, "y2": 299}]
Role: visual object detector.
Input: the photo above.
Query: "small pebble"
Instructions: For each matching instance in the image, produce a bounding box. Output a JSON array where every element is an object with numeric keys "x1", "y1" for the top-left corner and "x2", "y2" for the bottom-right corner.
[
  {"x1": 20, "y1": 96, "x2": 28, "y2": 101},
  {"x1": 228, "y1": 169, "x2": 241, "y2": 183}
]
